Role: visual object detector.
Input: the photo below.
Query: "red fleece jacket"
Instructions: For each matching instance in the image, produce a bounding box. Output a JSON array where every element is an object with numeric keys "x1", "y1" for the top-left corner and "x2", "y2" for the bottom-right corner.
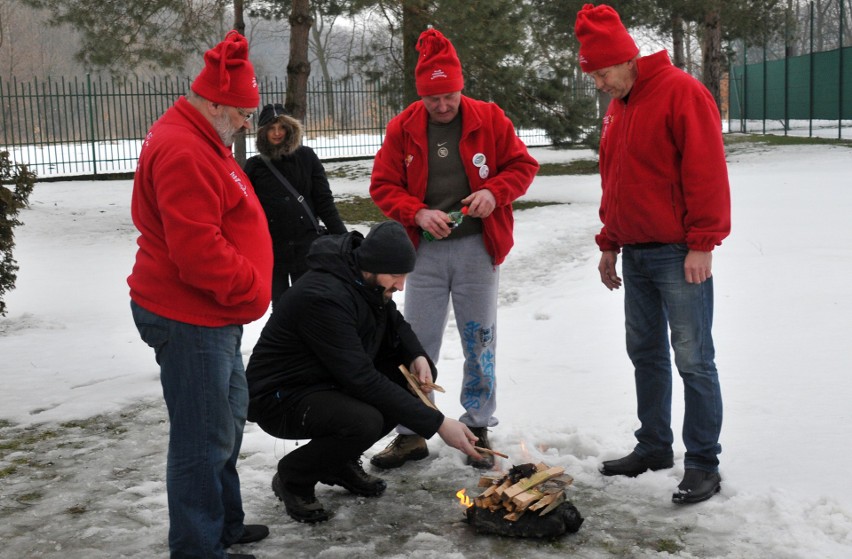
[
  {"x1": 596, "y1": 51, "x2": 731, "y2": 253},
  {"x1": 128, "y1": 96, "x2": 272, "y2": 326},
  {"x1": 370, "y1": 96, "x2": 538, "y2": 265}
]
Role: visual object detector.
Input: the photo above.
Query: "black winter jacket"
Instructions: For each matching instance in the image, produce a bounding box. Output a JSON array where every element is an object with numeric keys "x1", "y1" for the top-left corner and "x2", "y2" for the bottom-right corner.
[
  {"x1": 244, "y1": 146, "x2": 346, "y2": 258},
  {"x1": 245, "y1": 231, "x2": 444, "y2": 438}
]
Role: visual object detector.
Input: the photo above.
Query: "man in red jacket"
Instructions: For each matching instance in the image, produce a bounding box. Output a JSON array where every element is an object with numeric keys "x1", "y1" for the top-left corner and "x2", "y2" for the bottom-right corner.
[
  {"x1": 575, "y1": 4, "x2": 731, "y2": 504},
  {"x1": 128, "y1": 31, "x2": 272, "y2": 559},
  {"x1": 370, "y1": 28, "x2": 538, "y2": 470}
]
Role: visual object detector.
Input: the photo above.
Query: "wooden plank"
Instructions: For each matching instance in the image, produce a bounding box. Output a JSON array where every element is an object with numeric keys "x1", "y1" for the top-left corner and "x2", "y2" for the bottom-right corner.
[
  {"x1": 538, "y1": 491, "x2": 567, "y2": 517},
  {"x1": 493, "y1": 479, "x2": 512, "y2": 498},
  {"x1": 503, "y1": 510, "x2": 525, "y2": 522},
  {"x1": 528, "y1": 491, "x2": 562, "y2": 512},
  {"x1": 503, "y1": 466, "x2": 565, "y2": 500},
  {"x1": 512, "y1": 488, "x2": 545, "y2": 510},
  {"x1": 478, "y1": 475, "x2": 502, "y2": 487}
]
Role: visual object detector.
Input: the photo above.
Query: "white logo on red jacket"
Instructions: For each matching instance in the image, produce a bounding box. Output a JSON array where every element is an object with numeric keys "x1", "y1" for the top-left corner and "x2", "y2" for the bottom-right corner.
[
  {"x1": 601, "y1": 115, "x2": 613, "y2": 141},
  {"x1": 230, "y1": 171, "x2": 248, "y2": 197}
]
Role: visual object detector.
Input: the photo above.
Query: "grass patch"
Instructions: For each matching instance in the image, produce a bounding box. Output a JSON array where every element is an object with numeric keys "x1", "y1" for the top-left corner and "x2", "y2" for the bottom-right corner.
[
  {"x1": 725, "y1": 133, "x2": 852, "y2": 148},
  {"x1": 0, "y1": 429, "x2": 58, "y2": 452},
  {"x1": 537, "y1": 159, "x2": 599, "y2": 176},
  {"x1": 17, "y1": 491, "x2": 42, "y2": 504},
  {"x1": 335, "y1": 196, "x2": 387, "y2": 224},
  {"x1": 326, "y1": 162, "x2": 373, "y2": 181},
  {"x1": 654, "y1": 538, "x2": 685, "y2": 553},
  {"x1": 514, "y1": 200, "x2": 563, "y2": 211},
  {"x1": 335, "y1": 196, "x2": 565, "y2": 226}
]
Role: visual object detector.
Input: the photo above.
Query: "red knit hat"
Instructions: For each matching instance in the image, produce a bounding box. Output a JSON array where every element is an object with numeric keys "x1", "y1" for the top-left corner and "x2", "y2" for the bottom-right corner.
[
  {"x1": 574, "y1": 3, "x2": 639, "y2": 73},
  {"x1": 191, "y1": 30, "x2": 259, "y2": 107},
  {"x1": 415, "y1": 28, "x2": 464, "y2": 96}
]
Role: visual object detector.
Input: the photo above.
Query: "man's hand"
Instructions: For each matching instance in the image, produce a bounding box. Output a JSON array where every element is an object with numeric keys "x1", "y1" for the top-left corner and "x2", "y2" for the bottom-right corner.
[
  {"x1": 598, "y1": 250, "x2": 622, "y2": 290},
  {"x1": 415, "y1": 208, "x2": 454, "y2": 240},
  {"x1": 684, "y1": 250, "x2": 712, "y2": 284},
  {"x1": 461, "y1": 189, "x2": 496, "y2": 218},
  {"x1": 409, "y1": 356, "x2": 435, "y2": 395},
  {"x1": 437, "y1": 418, "x2": 482, "y2": 461}
]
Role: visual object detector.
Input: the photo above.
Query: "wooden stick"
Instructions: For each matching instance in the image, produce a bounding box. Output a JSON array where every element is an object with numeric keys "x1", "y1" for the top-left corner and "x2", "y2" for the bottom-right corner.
[
  {"x1": 421, "y1": 381, "x2": 445, "y2": 393},
  {"x1": 398, "y1": 365, "x2": 438, "y2": 410},
  {"x1": 474, "y1": 446, "x2": 509, "y2": 459}
]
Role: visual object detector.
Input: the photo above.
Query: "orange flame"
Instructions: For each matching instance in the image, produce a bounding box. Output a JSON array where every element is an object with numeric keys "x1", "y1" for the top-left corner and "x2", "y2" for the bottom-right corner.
[{"x1": 456, "y1": 488, "x2": 473, "y2": 508}]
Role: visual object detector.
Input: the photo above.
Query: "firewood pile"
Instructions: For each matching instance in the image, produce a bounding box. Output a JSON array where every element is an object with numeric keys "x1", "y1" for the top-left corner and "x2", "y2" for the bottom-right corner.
[{"x1": 464, "y1": 462, "x2": 584, "y2": 538}]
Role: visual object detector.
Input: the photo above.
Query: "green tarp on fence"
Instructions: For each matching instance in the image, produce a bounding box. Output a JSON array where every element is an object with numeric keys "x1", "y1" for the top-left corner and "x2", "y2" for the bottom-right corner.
[{"x1": 730, "y1": 46, "x2": 852, "y2": 120}]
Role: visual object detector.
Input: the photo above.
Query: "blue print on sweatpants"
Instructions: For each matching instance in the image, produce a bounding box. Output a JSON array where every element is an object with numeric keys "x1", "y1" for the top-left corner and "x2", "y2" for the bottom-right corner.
[{"x1": 462, "y1": 321, "x2": 495, "y2": 411}]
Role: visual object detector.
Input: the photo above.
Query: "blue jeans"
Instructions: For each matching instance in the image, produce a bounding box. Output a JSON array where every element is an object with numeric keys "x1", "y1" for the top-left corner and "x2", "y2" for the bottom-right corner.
[
  {"x1": 131, "y1": 301, "x2": 248, "y2": 559},
  {"x1": 622, "y1": 244, "x2": 722, "y2": 472}
]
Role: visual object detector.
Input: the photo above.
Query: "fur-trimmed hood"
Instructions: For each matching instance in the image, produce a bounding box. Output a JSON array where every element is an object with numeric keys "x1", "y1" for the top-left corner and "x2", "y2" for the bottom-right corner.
[{"x1": 255, "y1": 114, "x2": 304, "y2": 158}]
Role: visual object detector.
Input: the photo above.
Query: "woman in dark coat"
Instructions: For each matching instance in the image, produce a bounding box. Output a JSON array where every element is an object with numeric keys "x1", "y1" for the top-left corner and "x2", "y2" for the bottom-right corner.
[{"x1": 244, "y1": 103, "x2": 347, "y2": 308}]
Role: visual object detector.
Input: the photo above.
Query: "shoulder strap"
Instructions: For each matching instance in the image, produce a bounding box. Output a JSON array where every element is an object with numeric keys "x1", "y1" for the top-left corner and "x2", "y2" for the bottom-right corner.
[{"x1": 259, "y1": 155, "x2": 322, "y2": 233}]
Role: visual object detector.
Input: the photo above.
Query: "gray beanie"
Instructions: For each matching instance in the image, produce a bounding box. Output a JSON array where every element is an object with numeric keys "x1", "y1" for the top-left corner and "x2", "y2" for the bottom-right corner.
[{"x1": 355, "y1": 221, "x2": 417, "y2": 274}]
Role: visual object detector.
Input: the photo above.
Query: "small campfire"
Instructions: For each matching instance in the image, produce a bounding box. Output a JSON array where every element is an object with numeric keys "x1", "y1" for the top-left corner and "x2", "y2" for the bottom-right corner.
[{"x1": 458, "y1": 462, "x2": 584, "y2": 538}]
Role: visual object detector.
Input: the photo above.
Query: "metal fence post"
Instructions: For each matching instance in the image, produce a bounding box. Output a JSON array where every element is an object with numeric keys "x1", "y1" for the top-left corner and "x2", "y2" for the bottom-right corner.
[
  {"x1": 839, "y1": 0, "x2": 845, "y2": 139},
  {"x1": 86, "y1": 74, "x2": 98, "y2": 176}
]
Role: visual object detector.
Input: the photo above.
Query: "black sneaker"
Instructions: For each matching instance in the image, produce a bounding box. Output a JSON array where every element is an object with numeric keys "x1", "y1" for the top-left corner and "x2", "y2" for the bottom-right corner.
[
  {"x1": 370, "y1": 434, "x2": 429, "y2": 469},
  {"x1": 321, "y1": 458, "x2": 387, "y2": 497},
  {"x1": 672, "y1": 469, "x2": 721, "y2": 504},
  {"x1": 271, "y1": 473, "x2": 330, "y2": 523},
  {"x1": 467, "y1": 427, "x2": 495, "y2": 470},
  {"x1": 600, "y1": 451, "x2": 674, "y2": 477}
]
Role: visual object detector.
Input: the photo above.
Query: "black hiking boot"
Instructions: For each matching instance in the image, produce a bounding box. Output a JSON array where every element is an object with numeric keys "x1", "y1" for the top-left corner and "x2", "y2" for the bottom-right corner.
[
  {"x1": 321, "y1": 458, "x2": 387, "y2": 497},
  {"x1": 271, "y1": 473, "x2": 330, "y2": 523}
]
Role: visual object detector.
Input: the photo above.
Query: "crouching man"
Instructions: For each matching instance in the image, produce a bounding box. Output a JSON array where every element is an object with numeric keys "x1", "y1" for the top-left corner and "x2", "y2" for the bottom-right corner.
[{"x1": 245, "y1": 221, "x2": 483, "y2": 522}]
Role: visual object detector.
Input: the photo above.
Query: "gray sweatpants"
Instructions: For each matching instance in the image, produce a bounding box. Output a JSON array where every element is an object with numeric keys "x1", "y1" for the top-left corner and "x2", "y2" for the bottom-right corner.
[{"x1": 399, "y1": 233, "x2": 499, "y2": 433}]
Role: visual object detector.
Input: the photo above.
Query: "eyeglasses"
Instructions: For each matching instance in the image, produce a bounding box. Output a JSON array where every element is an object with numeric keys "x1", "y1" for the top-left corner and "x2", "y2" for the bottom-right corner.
[{"x1": 236, "y1": 108, "x2": 256, "y2": 123}]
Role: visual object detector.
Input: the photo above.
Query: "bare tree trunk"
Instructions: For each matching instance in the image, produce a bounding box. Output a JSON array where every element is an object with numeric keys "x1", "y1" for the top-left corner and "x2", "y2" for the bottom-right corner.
[
  {"x1": 702, "y1": 6, "x2": 723, "y2": 113},
  {"x1": 286, "y1": 0, "x2": 313, "y2": 121},
  {"x1": 672, "y1": 14, "x2": 685, "y2": 69},
  {"x1": 233, "y1": 0, "x2": 246, "y2": 166},
  {"x1": 402, "y1": 0, "x2": 432, "y2": 106},
  {"x1": 309, "y1": 11, "x2": 336, "y2": 125}
]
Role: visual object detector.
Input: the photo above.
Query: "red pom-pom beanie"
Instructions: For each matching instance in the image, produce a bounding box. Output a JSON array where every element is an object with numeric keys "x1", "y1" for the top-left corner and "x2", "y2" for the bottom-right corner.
[
  {"x1": 191, "y1": 30, "x2": 259, "y2": 107},
  {"x1": 415, "y1": 28, "x2": 464, "y2": 97},
  {"x1": 574, "y1": 3, "x2": 639, "y2": 73}
]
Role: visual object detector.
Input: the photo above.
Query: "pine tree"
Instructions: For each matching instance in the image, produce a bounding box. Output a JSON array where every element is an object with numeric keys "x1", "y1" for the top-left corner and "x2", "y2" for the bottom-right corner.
[
  {"x1": 0, "y1": 152, "x2": 36, "y2": 317},
  {"x1": 20, "y1": 0, "x2": 230, "y2": 73}
]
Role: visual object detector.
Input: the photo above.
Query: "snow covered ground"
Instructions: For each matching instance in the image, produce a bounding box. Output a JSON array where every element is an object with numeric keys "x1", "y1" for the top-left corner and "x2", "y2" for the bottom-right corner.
[{"x1": 1, "y1": 142, "x2": 851, "y2": 558}]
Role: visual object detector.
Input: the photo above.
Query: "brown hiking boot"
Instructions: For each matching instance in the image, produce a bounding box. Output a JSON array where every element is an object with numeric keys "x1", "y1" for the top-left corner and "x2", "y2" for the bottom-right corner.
[
  {"x1": 369, "y1": 434, "x2": 428, "y2": 469},
  {"x1": 467, "y1": 427, "x2": 495, "y2": 469}
]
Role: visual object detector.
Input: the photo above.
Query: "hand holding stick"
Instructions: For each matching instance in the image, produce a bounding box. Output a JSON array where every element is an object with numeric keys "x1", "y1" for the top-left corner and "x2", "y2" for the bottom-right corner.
[
  {"x1": 474, "y1": 446, "x2": 509, "y2": 459},
  {"x1": 398, "y1": 365, "x2": 438, "y2": 410}
]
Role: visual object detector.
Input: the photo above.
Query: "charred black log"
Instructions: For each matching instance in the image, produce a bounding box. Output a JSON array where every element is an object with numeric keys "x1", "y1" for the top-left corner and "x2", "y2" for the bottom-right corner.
[{"x1": 464, "y1": 501, "x2": 584, "y2": 538}]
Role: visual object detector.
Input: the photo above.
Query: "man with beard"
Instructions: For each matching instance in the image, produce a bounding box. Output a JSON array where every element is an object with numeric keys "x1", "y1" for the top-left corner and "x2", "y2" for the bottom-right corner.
[
  {"x1": 245, "y1": 221, "x2": 483, "y2": 523},
  {"x1": 128, "y1": 31, "x2": 272, "y2": 559}
]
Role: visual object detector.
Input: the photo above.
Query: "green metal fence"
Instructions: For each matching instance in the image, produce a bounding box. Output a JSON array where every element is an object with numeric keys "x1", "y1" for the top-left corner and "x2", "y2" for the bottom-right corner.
[
  {"x1": 0, "y1": 75, "x2": 556, "y2": 179},
  {"x1": 728, "y1": 0, "x2": 851, "y2": 138}
]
